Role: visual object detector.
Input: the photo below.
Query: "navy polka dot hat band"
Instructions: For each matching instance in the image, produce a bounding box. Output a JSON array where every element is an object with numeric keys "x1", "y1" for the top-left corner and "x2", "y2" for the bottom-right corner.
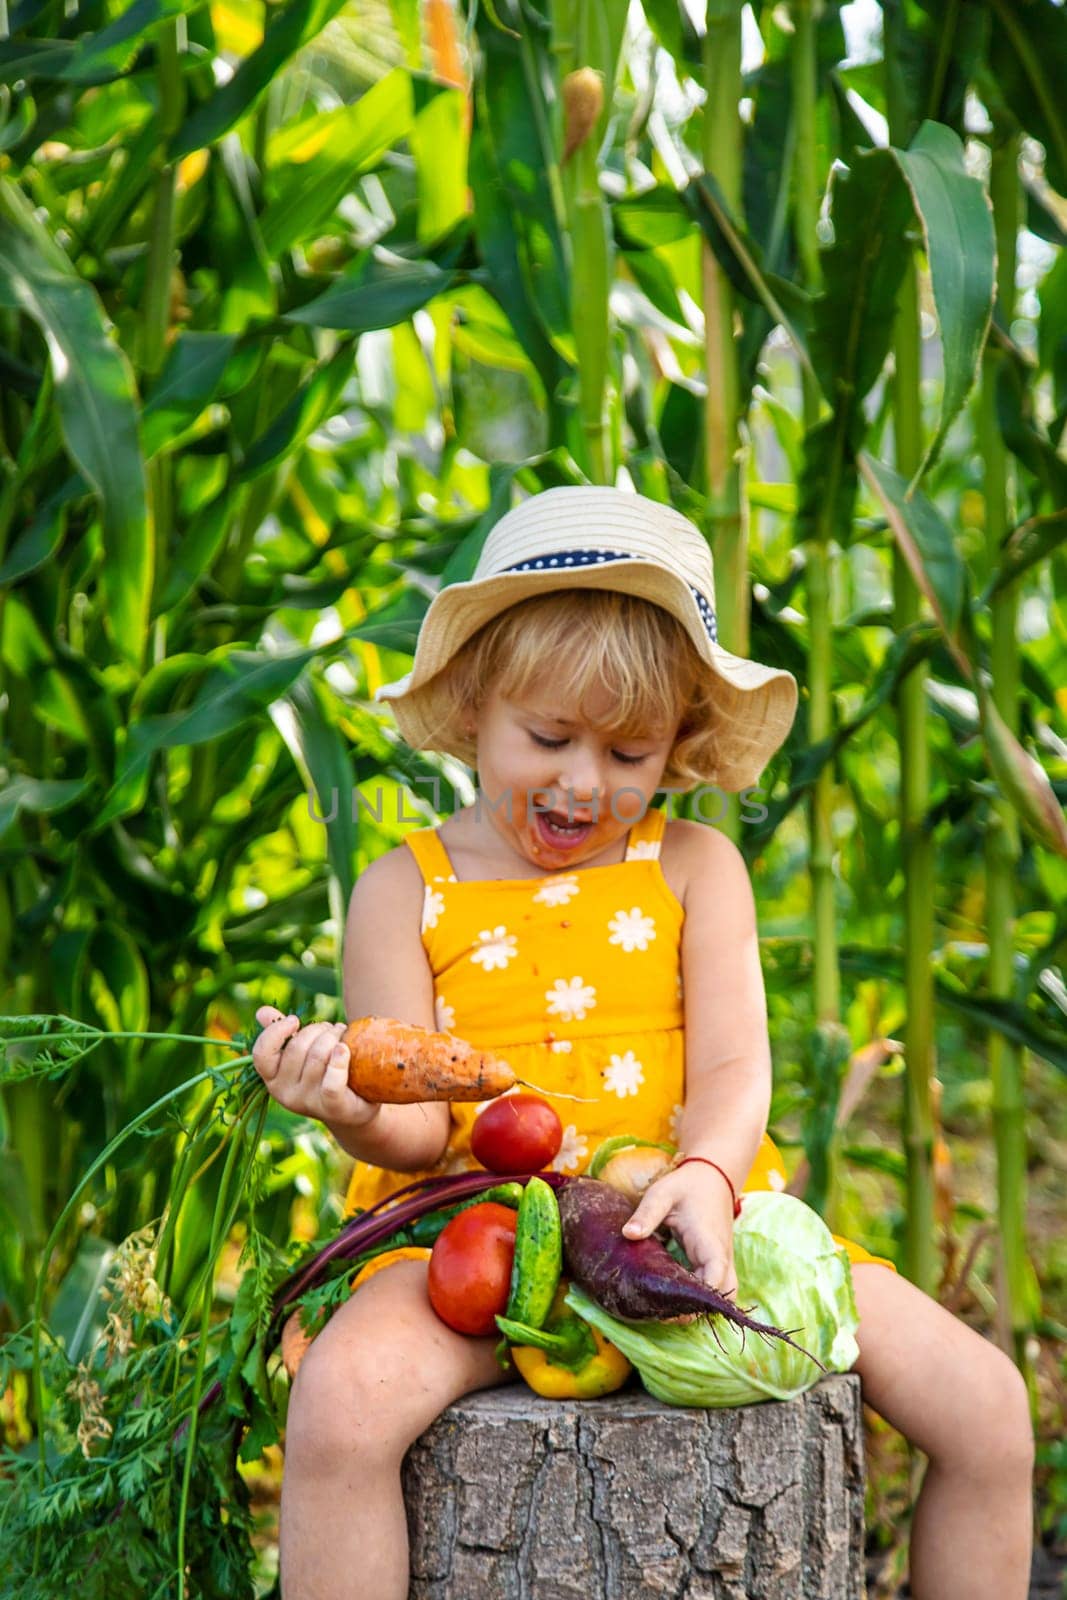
[
  {"x1": 503, "y1": 549, "x2": 719, "y2": 645},
  {"x1": 375, "y1": 486, "x2": 798, "y2": 790}
]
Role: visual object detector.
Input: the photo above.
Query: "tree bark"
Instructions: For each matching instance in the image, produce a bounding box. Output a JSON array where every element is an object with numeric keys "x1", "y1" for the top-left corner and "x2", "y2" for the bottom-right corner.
[{"x1": 402, "y1": 1374, "x2": 866, "y2": 1599}]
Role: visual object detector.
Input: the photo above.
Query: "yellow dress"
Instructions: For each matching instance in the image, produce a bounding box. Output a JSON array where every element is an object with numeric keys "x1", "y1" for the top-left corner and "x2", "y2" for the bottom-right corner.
[{"x1": 343, "y1": 806, "x2": 894, "y2": 1273}]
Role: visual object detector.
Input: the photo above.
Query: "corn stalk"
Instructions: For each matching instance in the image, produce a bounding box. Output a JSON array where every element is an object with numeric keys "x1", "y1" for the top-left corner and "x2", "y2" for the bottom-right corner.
[
  {"x1": 885, "y1": 56, "x2": 937, "y2": 1296},
  {"x1": 979, "y1": 129, "x2": 1032, "y2": 1365},
  {"x1": 554, "y1": 0, "x2": 623, "y2": 484},
  {"x1": 789, "y1": 0, "x2": 850, "y2": 1220},
  {"x1": 701, "y1": 0, "x2": 745, "y2": 843}
]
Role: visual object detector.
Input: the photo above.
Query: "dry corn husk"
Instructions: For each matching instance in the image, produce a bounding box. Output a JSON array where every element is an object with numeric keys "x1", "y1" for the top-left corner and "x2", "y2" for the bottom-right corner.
[{"x1": 562, "y1": 68, "x2": 604, "y2": 163}]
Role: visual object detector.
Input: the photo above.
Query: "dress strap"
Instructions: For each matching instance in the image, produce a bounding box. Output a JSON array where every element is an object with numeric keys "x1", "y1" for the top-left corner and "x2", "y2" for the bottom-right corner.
[
  {"x1": 404, "y1": 827, "x2": 457, "y2": 885},
  {"x1": 625, "y1": 805, "x2": 666, "y2": 859}
]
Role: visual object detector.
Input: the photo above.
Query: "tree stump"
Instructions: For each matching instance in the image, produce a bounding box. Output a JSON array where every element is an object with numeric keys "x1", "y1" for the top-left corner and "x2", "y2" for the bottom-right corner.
[{"x1": 401, "y1": 1375, "x2": 866, "y2": 1600}]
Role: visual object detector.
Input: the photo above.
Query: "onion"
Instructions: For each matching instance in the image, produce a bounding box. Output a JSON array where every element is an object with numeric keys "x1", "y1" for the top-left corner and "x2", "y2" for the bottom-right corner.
[{"x1": 596, "y1": 1145, "x2": 672, "y2": 1204}]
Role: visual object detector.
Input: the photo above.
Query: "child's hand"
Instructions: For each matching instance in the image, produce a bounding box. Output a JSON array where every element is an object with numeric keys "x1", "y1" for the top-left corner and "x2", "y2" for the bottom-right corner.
[
  {"x1": 621, "y1": 1165, "x2": 739, "y2": 1298},
  {"x1": 252, "y1": 1005, "x2": 382, "y2": 1130}
]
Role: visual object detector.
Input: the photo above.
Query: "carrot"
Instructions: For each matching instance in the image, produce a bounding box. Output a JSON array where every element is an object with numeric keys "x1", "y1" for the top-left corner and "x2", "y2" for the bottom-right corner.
[
  {"x1": 341, "y1": 1015, "x2": 517, "y2": 1103},
  {"x1": 557, "y1": 1178, "x2": 821, "y2": 1364}
]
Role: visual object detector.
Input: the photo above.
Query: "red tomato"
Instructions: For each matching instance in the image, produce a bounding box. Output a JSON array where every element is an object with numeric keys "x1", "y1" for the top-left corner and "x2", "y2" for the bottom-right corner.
[
  {"x1": 470, "y1": 1094, "x2": 564, "y2": 1175},
  {"x1": 427, "y1": 1201, "x2": 519, "y2": 1335}
]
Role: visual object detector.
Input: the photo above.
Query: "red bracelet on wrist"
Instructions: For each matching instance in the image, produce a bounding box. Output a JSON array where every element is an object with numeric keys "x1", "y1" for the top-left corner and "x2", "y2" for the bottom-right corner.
[{"x1": 672, "y1": 1155, "x2": 742, "y2": 1217}]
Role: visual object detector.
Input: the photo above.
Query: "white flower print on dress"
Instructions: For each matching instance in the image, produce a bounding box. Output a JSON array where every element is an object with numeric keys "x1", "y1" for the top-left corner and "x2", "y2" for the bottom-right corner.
[
  {"x1": 603, "y1": 1050, "x2": 645, "y2": 1097},
  {"x1": 533, "y1": 875, "x2": 580, "y2": 907},
  {"x1": 608, "y1": 907, "x2": 657, "y2": 953},
  {"x1": 422, "y1": 885, "x2": 445, "y2": 933},
  {"x1": 627, "y1": 840, "x2": 659, "y2": 860},
  {"x1": 549, "y1": 1039, "x2": 573, "y2": 1053},
  {"x1": 767, "y1": 1168, "x2": 786, "y2": 1192},
  {"x1": 434, "y1": 994, "x2": 456, "y2": 1032},
  {"x1": 470, "y1": 925, "x2": 518, "y2": 971},
  {"x1": 551, "y1": 1124, "x2": 589, "y2": 1173},
  {"x1": 668, "y1": 1103, "x2": 684, "y2": 1145},
  {"x1": 546, "y1": 977, "x2": 597, "y2": 1022}
]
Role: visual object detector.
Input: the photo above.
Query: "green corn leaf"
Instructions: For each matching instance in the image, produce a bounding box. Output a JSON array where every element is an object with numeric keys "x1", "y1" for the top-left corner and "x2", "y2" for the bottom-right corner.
[
  {"x1": 259, "y1": 69, "x2": 414, "y2": 257},
  {"x1": 975, "y1": 683, "x2": 1067, "y2": 860},
  {"x1": 993, "y1": 335, "x2": 1067, "y2": 506},
  {"x1": 170, "y1": 0, "x2": 353, "y2": 160},
  {"x1": 839, "y1": 948, "x2": 1067, "y2": 1074},
  {"x1": 800, "y1": 1021, "x2": 851, "y2": 1218},
  {"x1": 641, "y1": 0, "x2": 703, "y2": 73},
  {"x1": 989, "y1": 0, "x2": 1067, "y2": 198},
  {"x1": 858, "y1": 453, "x2": 968, "y2": 655},
  {"x1": 858, "y1": 450, "x2": 1067, "y2": 857},
  {"x1": 410, "y1": 84, "x2": 469, "y2": 243},
  {"x1": 796, "y1": 148, "x2": 913, "y2": 542},
  {"x1": 684, "y1": 173, "x2": 818, "y2": 391},
  {"x1": 1037, "y1": 244, "x2": 1067, "y2": 443},
  {"x1": 95, "y1": 645, "x2": 320, "y2": 830},
  {"x1": 76, "y1": 924, "x2": 152, "y2": 1035},
  {"x1": 891, "y1": 121, "x2": 996, "y2": 482},
  {"x1": 141, "y1": 332, "x2": 238, "y2": 460},
  {"x1": 276, "y1": 677, "x2": 360, "y2": 909},
  {"x1": 155, "y1": 494, "x2": 231, "y2": 615},
  {"x1": 472, "y1": 0, "x2": 572, "y2": 367},
  {"x1": 284, "y1": 255, "x2": 457, "y2": 332},
  {"x1": 809, "y1": 149, "x2": 914, "y2": 413},
  {"x1": 0, "y1": 0, "x2": 189, "y2": 85},
  {"x1": 0, "y1": 481, "x2": 70, "y2": 586},
  {"x1": 614, "y1": 188, "x2": 692, "y2": 251},
  {"x1": 982, "y1": 509, "x2": 1067, "y2": 601},
  {"x1": 235, "y1": 343, "x2": 354, "y2": 480},
  {"x1": 0, "y1": 181, "x2": 150, "y2": 666},
  {"x1": 0, "y1": 776, "x2": 92, "y2": 838},
  {"x1": 881, "y1": 0, "x2": 986, "y2": 143},
  {"x1": 468, "y1": 119, "x2": 565, "y2": 405}
]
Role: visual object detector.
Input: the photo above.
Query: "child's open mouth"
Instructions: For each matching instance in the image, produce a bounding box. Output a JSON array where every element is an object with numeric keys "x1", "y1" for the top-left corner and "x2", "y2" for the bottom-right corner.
[{"x1": 535, "y1": 811, "x2": 594, "y2": 850}]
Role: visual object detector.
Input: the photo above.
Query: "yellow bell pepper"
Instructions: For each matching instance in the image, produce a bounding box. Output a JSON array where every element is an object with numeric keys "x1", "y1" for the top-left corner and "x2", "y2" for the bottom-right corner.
[
  {"x1": 510, "y1": 1327, "x2": 632, "y2": 1398},
  {"x1": 505, "y1": 1279, "x2": 632, "y2": 1399}
]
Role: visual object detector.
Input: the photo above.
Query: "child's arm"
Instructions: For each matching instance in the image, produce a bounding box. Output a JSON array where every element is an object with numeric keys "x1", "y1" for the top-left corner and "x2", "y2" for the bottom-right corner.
[
  {"x1": 329, "y1": 847, "x2": 451, "y2": 1170},
  {"x1": 251, "y1": 849, "x2": 450, "y2": 1173},
  {"x1": 623, "y1": 824, "x2": 772, "y2": 1293}
]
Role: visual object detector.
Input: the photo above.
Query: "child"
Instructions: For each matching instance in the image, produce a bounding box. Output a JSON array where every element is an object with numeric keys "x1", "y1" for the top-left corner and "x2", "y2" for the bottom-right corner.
[{"x1": 253, "y1": 486, "x2": 1033, "y2": 1600}]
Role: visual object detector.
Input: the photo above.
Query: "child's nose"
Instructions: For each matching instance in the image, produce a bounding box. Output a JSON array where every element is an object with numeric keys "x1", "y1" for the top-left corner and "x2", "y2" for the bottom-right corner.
[{"x1": 556, "y1": 763, "x2": 601, "y2": 804}]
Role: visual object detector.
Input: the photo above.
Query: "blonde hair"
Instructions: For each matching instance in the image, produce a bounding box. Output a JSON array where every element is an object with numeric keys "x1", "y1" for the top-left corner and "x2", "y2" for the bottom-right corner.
[{"x1": 426, "y1": 590, "x2": 732, "y2": 788}]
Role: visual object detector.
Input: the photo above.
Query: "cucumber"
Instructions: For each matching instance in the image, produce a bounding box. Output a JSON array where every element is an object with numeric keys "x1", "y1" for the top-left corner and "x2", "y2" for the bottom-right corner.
[{"x1": 504, "y1": 1176, "x2": 562, "y2": 1329}]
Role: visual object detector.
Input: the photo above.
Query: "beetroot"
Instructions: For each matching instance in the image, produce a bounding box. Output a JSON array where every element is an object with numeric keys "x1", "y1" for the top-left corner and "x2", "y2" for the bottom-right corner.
[{"x1": 558, "y1": 1178, "x2": 820, "y2": 1361}]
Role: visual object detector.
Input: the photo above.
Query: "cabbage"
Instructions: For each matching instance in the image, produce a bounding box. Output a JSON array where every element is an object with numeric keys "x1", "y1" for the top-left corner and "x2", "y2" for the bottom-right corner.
[{"x1": 564, "y1": 1190, "x2": 860, "y2": 1407}]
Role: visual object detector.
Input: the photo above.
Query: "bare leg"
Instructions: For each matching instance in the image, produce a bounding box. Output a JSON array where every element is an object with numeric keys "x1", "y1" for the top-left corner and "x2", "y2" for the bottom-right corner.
[
  {"x1": 851, "y1": 1263, "x2": 1034, "y2": 1600},
  {"x1": 279, "y1": 1259, "x2": 514, "y2": 1600}
]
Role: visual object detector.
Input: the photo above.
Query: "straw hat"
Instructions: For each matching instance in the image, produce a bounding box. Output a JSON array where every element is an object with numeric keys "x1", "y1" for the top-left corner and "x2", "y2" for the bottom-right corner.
[{"x1": 374, "y1": 486, "x2": 798, "y2": 791}]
